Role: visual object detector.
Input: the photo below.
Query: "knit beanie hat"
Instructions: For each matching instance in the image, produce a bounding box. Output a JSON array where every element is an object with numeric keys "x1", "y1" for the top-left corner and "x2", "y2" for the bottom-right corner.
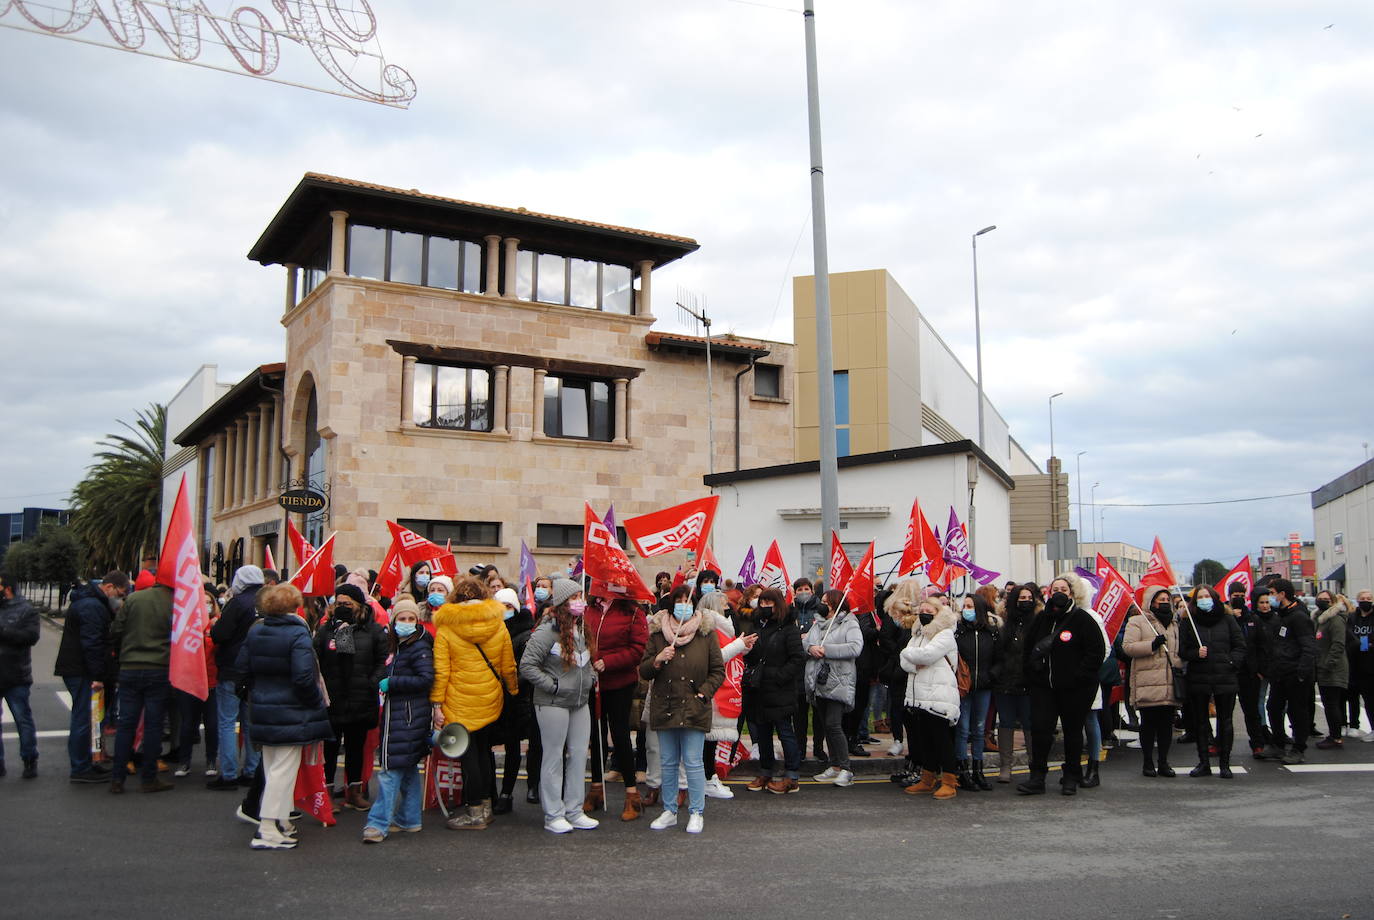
[
  {"x1": 391, "y1": 596, "x2": 421, "y2": 620},
  {"x1": 494, "y1": 587, "x2": 520, "y2": 609},
  {"x1": 335, "y1": 583, "x2": 368, "y2": 608},
  {"x1": 428, "y1": 575, "x2": 454, "y2": 598},
  {"x1": 549, "y1": 578, "x2": 582, "y2": 608}
]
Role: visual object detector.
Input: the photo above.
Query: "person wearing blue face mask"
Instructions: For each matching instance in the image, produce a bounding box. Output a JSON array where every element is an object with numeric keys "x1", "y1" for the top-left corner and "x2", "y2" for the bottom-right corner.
[
  {"x1": 953, "y1": 595, "x2": 999, "y2": 791},
  {"x1": 692, "y1": 569, "x2": 721, "y2": 606},
  {"x1": 363, "y1": 598, "x2": 434, "y2": 843},
  {"x1": 422, "y1": 573, "x2": 452, "y2": 625},
  {"x1": 408, "y1": 562, "x2": 432, "y2": 604},
  {"x1": 1179, "y1": 585, "x2": 1246, "y2": 777}
]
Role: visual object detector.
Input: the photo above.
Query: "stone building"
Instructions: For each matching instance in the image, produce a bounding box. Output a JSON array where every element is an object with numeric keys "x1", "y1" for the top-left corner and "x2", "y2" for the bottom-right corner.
[{"x1": 174, "y1": 173, "x2": 794, "y2": 579}]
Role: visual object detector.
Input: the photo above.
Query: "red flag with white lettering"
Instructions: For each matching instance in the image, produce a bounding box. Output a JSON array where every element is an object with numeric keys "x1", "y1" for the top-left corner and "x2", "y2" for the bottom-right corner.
[
  {"x1": 160, "y1": 475, "x2": 210, "y2": 700},
  {"x1": 582, "y1": 504, "x2": 655, "y2": 602},
  {"x1": 1092, "y1": 553, "x2": 1136, "y2": 640},
  {"x1": 699, "y1": 543, "x2": 723, "y2": 576},
  {"x1": 286, "y1": 518, "x2": 313, "y2": 568},
  {"x1": 430, "y1": 539, "x2": 458, "y2": 578},
  {"x1": 623, "y1": 496, "x2": 720, "y2": 558},
  {"x1": 844, "y1": 542, "x2": 876, "y2": 616},
  {"x1": 828, "y1": 531, "x2": 854, "y2": 594},
  {"x1": 386, "y1": 521, "x2": 450, "y2": 567},
  {"x1": 757, "y1": 540, "x2": 793, "y2": 605},
  {"x1": 1136, "y1": 536, "x2": 1177, "y2": 603},
  {"x1": 1214, "y1": 556, "x2": 1254, "y2": 601},
  {"x1": 375, "y1": 539, "x2": 403, "y2": 598},
  {"x1": 291, "y1": 533, "x2": 336, "y2": 597}
]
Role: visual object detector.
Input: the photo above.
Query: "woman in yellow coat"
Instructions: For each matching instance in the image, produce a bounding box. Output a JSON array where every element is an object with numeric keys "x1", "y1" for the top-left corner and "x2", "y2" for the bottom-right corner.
[{"x1": 429, "y1": 575, "x2": 517, "y2": 830}]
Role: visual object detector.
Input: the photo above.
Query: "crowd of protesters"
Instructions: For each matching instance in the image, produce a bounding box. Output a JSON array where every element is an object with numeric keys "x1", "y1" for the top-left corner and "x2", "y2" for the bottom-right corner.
[{"x1": 2, "y1": 558, "x2": 1370, "y2": 849}]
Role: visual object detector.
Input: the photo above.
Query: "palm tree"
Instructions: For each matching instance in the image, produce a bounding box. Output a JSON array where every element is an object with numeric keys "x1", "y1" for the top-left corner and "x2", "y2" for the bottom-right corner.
[{"x1": 70, "y1": 404, "x2": 166, "y2": 572}]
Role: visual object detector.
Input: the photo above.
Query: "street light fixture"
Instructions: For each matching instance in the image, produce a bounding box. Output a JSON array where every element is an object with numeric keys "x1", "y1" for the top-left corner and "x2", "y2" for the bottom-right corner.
[
  {"x1": 1076, "y1": 450, "x2": 1087, "y2": 558},
  {"x1": 972, "y1": 224, "x2": 996, "y2": 451},
  {"x1": 1048, "y1": 391, "x2": 1063, "y2": 574}
]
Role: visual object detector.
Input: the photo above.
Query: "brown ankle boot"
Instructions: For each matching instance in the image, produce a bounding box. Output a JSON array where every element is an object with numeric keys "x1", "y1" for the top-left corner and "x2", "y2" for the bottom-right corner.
[
  {"x1": 583, "y1": 782, "x2": 605, "y2": 813},
  {"x1": 621, "y1": 788, "x2": 643, "y2": 821},
  {"x1": 642, "y1": 785, "x2": 661, "y2": 807},
  {"x1": 345, "y1": 782, "x2": 371, "y2": 811},
  {"x1": 903, "y1": 770, "x2": 937, "y2": 795},
  {"x1": 933, "y1": 772, "x2": 959, "y2": 799}
]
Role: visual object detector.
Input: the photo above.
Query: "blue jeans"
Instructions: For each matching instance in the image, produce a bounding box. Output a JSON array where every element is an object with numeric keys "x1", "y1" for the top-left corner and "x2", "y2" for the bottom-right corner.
[
  {"x1": 215, "y1": 680, "x2": 259, "y2": 779},
  {"x1": 956, "y1": 689, "x2": 992, "y2": 761},
  {"x1": 1085, "y1": 707, "x2": 1102, "y2": 762},
  {"x1": 995, "y1": 692, "x2": 1033, "y2": 731},
  {"x1": 112, "y1": 670, "x2": 170, "y2": 783},
  {"x1": 1, "y1": 684, "x2": 38, "y2": 765},
  {"x1": 365, "y1": 766, "x2": 423, "y2": 835},
  {"x1": 748, "y1": 718, "x2": 801, "y2": 780},
  {"x1": 657, "y1": 728, "x2": 706, "y2": 816},
  {"x1": 62, "y1": 677, "x2": 94, "y2": 774}
]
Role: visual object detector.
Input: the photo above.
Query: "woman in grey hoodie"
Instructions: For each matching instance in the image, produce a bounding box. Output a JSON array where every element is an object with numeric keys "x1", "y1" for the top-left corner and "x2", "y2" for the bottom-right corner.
[{"x1": 805, "y1": 590, "x2": 864, "y2": 787}]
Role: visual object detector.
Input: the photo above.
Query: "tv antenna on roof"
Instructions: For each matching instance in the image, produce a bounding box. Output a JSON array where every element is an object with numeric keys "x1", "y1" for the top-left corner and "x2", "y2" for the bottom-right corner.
[{"x1": 675, "y1": 287, "x2": 716, "y2": 477}]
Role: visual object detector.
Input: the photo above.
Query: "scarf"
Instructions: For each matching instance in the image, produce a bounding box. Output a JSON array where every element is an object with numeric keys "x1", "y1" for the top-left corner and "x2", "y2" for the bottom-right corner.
[{"x1": 662, "y1": 611, "x2": 702, "y2": 647}]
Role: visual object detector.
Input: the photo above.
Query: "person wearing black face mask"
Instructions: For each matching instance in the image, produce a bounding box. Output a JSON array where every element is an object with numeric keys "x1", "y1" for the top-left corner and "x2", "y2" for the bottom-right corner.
[
  {"x1": 1313, "y1": 591, "x2": 1352, "y2": 750},
  {"x1": 1232, "y1": 588, "x2": 1275, "y2": 758},
  {"x1": 1123, "y1": 585, "x2": 1183, "y2": 777},
  {"x1": 315, "y1": 583, "x2": 389, "y2": 809},
  {"x1": 1016, "y1": 575, "x2": 1106, "y2": 796},
  {"x1": 1264, "y1": 578, "x2": 1317, "y2": 765},
  {"x1": 991, "y1": 583, "x2": 1040, "y2": 783},
  {"x1": 1179, "y1": 587, "x2": 1245, "y2": 777},
  {"x1": 1347, "y1": 591, "x2": 1374, "y2": 740},
  {"x1": 742, "y1": 588, "x2": 805, "y2": 794}
]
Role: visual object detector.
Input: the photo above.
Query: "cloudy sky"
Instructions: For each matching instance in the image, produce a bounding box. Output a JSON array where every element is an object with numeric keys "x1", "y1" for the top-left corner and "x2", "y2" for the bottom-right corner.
[{"x1": 1, "y1": 0, "x2": 1369, "y2": 577}]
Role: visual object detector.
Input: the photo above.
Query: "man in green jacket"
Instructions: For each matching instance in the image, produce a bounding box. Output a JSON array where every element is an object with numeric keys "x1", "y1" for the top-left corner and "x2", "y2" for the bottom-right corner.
[{"x1": 110, "y1": 581, "x2": 175, "y2": 794}]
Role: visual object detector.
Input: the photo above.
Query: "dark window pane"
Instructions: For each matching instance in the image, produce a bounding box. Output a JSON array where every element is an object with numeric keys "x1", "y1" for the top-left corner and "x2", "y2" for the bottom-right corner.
[
  {"x1": 390, "y1": 230, "x2": 423, "y2": 285},
  {"x1": 603, "y1": 264, "x2": 632, "y2": 314},
  {"x1": 537, "y1": 252, "x2": 566, "y2": 304},
  {"x1": 413, "y1": 363, "x2": 434, "y2": 425},
  {"x1": 569, "y1": 258, "x2": 598, "y2": 308},
  {"x1": 435, "y1": 365, "x2": 468, "y2": 428},
  {"x1": 427, "y1": 236, "x2": 459, "y2": 290},
  {"x1": 463, "y1": 523, "x2": 499, "y2": 546},
  {"x1": 591, "y1": 381, "x2": 611, "y2": 441},
  {"x1": 543, "y1": 376, "x2": 560, "y2": 436},
  {"x1": 560, "y1": 380, "x2": 589, "y2": 438},
  {"x1": 347, "y1": 224, "x2": 385, "y2": 280},
  {"x1": 754, "y1": 364, "x2": 781, "y2": 398},
  {"x1": 537, "y1": 523, "x2": 580, "y2": 549},
  {"x1": 461, "y1": 241, "x2": 483, "y2": 293}
]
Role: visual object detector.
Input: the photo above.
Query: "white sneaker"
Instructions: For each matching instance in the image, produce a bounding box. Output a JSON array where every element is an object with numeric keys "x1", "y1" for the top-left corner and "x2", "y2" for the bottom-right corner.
[
  {"x1": 174, "y1": 763, "x2": 191, "y2": 777},
  {"x1": 567, "y1": 813, "x2": 599, "y2": 830},
  {"x1": 833, "y1": 769, "x2": 854, "y2": 787},
  {"x1": 887, "y1": 740, "x2": 904, "y2": 757},
  {"x1": 704, "y1": 777, "x2": 734, "y2": 799},
  {"x1": 544, "y1": 817, "x2": 574, "y2": 834},
  {"x1": 249, "y1": 826, "x2": 296, "y2": 850},
  {"x1": 685, "y1": 813, "x2": 704, "y2": 834},
  {"x1": 650, "y1": 809, "x2": 679, "y2": 830},
  {"x1": 813, "y1": 767, "x2": 840, "y2": 783}
]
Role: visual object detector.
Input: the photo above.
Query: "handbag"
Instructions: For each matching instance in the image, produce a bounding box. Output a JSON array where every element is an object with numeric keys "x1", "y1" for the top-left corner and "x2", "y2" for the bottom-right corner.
[
  {"x1": 1143, "y1": 616, "x2": 1186, "y2": 702},
  {"x1": 947, "y1": 654, "x2": 972, "y2": 697},
  {"x1": 474, "y1": 642, "x2": 517, "y2": 711}
]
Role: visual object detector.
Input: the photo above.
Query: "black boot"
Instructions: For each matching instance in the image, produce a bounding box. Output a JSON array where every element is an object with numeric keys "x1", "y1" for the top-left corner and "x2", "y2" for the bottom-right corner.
[
  {"x1": 1016, "y1": 772, "x2": 1047, "y2": 795},
  {"x1": 1080, "y1": 760, "x2": 1100, "y2": 788},
  {"x1": 1218, "y1": 757, "x2": 1233, "y2": 779},
  {"x1": 972, "y1": 760, "x2": 992, "y2": 791},
  {"x1": 22, "y1": 758, "x2": 38, "y2": 779},
  {"x1": 1189, "y1": 757, "x2": 1212, "y2": 778},
  {"x1": 956, "y1": 759, "x2": 976, "y2": 791},
  {"x1": 493, "y1": 793, "x2": 513, "y2": 814},
  {"x1": 1142, "y1": 756, "x2": 1157, "y2": 777}
]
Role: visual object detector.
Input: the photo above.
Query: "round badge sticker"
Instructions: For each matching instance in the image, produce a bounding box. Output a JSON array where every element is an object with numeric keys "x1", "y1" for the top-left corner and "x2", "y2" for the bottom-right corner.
[{"x1": 1059, "y1": 630, "x2": 1073, "y2": 642}]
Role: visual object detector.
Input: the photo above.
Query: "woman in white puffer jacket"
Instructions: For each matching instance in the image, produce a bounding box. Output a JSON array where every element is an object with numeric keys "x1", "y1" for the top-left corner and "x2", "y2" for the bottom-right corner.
[{"x1": 899, "y1": 597, "x2": 962, "y2": 800}]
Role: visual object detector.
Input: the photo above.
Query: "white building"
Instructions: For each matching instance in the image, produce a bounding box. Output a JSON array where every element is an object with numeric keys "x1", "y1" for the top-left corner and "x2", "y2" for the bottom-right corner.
[{"x1": 1312, "y1": 459, "x2": 1374, "y2": 592}]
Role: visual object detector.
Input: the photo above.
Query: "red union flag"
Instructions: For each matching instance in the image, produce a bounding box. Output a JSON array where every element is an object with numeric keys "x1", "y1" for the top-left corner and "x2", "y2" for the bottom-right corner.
[
  {"x1": 160, "y1": 475, "x2": 209, "y2": 700},
  {"x1": 582, "y1": 504, "x2": 655, "y2": 601},
  {"x1": 386, "y1": 521, "x2": 449, "y2": 567},
  {"x1": 287, "y1": 517, "x2": 313, "y2": 567},
  {"x1": 843, "y1": 541, "x2": 876, "y2": 616},
  {"x1": 756, "y1": 540, "x2": 792, "y2": 604},
  {"x1": 828, "y1": 531, "x2": 854, "y2": 595},
  {"x1": 375, "y1": 539, "x2": 403, "y2": 598},
  {"x1": 699, "y1": 543, "x2": 723, "y2": 576},
  {"x1": 1140, "y1": 537, "x2": 1176, "y2": 589},
  {"x1": 1215, "y1": 556, "x2": 1254, "y2": 601},
  {"x1": 430, "y1": 539, "x2": 458, "y2": 578},
  {"x1": 291, "y1": 533, "x2": 336, "y2": 597},
  {"x1": 623, "y1": 496, "x2": 719, "y2": 558},
  {"x1": 1092, "y1": 553, "x2": 1135, "y2": 640}
]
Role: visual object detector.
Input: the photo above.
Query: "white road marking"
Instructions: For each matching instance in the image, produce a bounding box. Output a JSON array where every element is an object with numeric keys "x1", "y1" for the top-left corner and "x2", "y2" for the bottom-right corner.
[
  {"x1": 2, "y1": 730, "x2": 69, "y2": 740},
  {"x1": 1282, "y1": 763, "x2": 1374, "y2": 773},
  {"x1": 56, "y1": 690, "x2": 72, "y2": 709}
]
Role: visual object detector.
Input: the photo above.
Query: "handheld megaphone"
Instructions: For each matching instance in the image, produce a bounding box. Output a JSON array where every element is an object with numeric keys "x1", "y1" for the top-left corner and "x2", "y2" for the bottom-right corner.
[{"x1": 432, "y1": 722, "x2": 469, "y2": 759}]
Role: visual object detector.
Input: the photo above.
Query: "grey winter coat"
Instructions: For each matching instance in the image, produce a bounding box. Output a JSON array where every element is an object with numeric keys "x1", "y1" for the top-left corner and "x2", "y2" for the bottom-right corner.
[
  {"x1": 803, "y1": 611, "x2": 864, "y2": 710},
  {"x1": 519, "y1": 619, "x2": 595, "y2": 710},
  {"x1": 1316, "y1": 601, "x2": 1351, "y2": 688}
]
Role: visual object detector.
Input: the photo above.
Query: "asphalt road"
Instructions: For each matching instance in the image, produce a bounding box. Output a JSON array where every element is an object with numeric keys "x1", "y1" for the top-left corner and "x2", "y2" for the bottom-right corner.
[{"x1": 3, "y1": 618, "x2": 1371, "y2": 920}]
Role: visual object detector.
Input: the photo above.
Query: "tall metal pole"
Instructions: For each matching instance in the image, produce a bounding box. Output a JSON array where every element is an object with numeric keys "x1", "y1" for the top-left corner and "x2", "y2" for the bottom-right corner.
[
  {"x1": 1075, "y1": 450, "x2": 1086, "y2": 558},
  {"x1": 804, "y1": 0, "x2": 840, "y2": 556},
  {"x1": 1048, "y1": 391, "x2": 1063, "y2": 575},
  {"x1": 972, "y1": 225, "x2": 996, "y2": 450},
  {"x1": 1091, "y1": 482, "x2": 1100, "y2": 546},
  {"x1": 703, "y1": 315, "x2": 714, "y2": 477}
]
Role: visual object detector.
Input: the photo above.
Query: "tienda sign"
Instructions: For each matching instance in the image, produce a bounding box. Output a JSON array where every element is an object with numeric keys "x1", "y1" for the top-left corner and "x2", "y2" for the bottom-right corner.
[{"x1": 0, "y1": 0, "x2": 417, "y2": 107}]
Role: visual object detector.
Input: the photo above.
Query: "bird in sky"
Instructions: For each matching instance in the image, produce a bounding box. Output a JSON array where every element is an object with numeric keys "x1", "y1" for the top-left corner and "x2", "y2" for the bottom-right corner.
[{"x1": 1324, "y1": 23, "x2": 1334, "y2": 29}]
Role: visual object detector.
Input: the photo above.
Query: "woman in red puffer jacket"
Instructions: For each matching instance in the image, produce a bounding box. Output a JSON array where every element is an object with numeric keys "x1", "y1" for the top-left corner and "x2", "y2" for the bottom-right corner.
[{"x1": 583, "y1": 596, "x2": 648, "y2": 820}]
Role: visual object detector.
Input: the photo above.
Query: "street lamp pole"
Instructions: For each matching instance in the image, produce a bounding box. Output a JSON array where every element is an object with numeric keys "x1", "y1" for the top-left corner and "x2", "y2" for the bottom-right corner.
[
  {"x1": 1091, "y1": 481, "x2": 1101, "y2": 545},
  {"x1": 1048, "y1": 392, "x2": 1063, "y2": 573},
  {"x1": 972, "y1": 224, "x2": 996, "y2": 451},
  {"x1": 1076, "y1": 450, "x2": 1087, "y2": 562}
]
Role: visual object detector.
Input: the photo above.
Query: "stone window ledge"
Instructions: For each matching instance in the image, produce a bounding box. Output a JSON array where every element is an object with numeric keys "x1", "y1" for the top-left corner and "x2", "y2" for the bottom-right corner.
[
  {"x1": 530, "y1": 435, "x2": 633, "y2": 451},
  {"x1": 750, "y1": 395, "x2": 790, "y2": 405},
  {"x1": 215, "y1": 497, "x2": 280, "y2": 518},
  {"x1": 394, "y1": 425, "x2": 513, "y2": 443}
]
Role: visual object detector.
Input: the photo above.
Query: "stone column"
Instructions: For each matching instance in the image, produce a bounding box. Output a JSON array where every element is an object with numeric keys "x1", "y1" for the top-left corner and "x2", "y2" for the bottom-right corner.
[
  {"x1": 328, "y1": 210, "x2": 349, "y2": 277},
  {"x1": 284, "y1": 263, "x2": 298, "y2": 311},
  {"x1": 214, "y1": 432, "x2": 228, "y2": 512},
  {"x1": 502, "y1": 238, "x2": 520, "y2": 298},
  {"x1": 270, "y1": 394, "x2": 284, "y2": 492},
  {"x1": 400, "y1": 355, "x2": 417, "y2": 428},
  {"x1": 246, "y1": 411, "x2": 261, "y2": 503},
  {"x1": 257, "y1": 403, "x2": 273, "y2": 499},
  {"x1": 233, "y1": 420, "x2": 248, "y2": 508},
  {"x1": 483, "y1": 235, "x2": 501, "y2": 295},
  {"x1": 635, "y1": 260, "x2": 654, "y2": 317},
  {"x1": 223, "y1": 423, "x2": 235, "y2": 509},
  {"x1": 613, "y1": 378, "x2": 629, "y2": 445},
  {"x1": 532, "y1": 368, "x2": 547, "y2": 438},
  {"x1": 491, "y1": 365, "x2": 509, "y2": 436}
]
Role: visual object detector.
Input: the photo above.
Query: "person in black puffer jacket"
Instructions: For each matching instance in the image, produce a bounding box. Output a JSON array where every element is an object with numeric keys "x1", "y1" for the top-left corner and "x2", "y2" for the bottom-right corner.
[
  {"x1": 362, "y1": 598, "x2": 434, "y2": 843},
  {"x1": 742, "y1": 588, "x2": 805, "y2": 794},
  {"x1": 878, "y1": 582, "x2": 920, "y2": 770},
  {"x1": 1179, "y1": 586, "x2": 1245, "y2": 777},
  {"x1": 992, "y1": 583, "x2": 1041, "y2": 783},
  {"x1": 235, "y1": 583, "x2": 332, "y2": 850},
  {"x1": 954, "y1": 594, "x2": 999, "y2": 791},
  {"x1": 493, "y1": 589, "x2": 538, "y2": 813},
  {"x1": 315, "y1": 583, "x2": 388, "y2": 809},
  {"x1": 1018, "y1": 574, "x2": 1105, "y2": 797},
  {"x1": 207, "y1": 565, "x2": 264, "y2": 787},
  {"x1": 54, "y1": 573, "x2": 128, "y2": 781},
  {"x1": 1231, "y1": 586, "x2": 1273, "y2": 756},
  {"x1": 1264, "y1": 578, "x2": 1317, "y2": 764}
]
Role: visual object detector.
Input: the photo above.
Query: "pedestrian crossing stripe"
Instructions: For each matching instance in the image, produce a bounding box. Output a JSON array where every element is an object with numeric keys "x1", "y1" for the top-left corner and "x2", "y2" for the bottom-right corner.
[{"x1": 1282, "y1": 763, "x2": 1374, "y2": 773}]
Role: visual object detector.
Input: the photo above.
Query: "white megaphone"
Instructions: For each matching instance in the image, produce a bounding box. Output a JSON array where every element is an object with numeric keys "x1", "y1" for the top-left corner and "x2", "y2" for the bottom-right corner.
[{"x1": 432, "y1": 722, "x2": 469, "y2": 759}]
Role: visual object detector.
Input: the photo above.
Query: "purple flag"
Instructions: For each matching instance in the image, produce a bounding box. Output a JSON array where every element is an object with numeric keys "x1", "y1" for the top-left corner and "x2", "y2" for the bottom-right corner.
[
  {"x1": 1074, "y1": 566, "x2": 1103, "y2": 591},
  {"x1": 942, "y1": 506, "x2": 1002, "y2": 586},
  {"x1": 570, "y1": 555, "x2": 584, "y2": 579},
  {"x1": 602, "y1": 504, "x2": 617, "y2": 539},
  {"x1": 738, "y1": 546, "x2": 757, "y2": 585}
]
